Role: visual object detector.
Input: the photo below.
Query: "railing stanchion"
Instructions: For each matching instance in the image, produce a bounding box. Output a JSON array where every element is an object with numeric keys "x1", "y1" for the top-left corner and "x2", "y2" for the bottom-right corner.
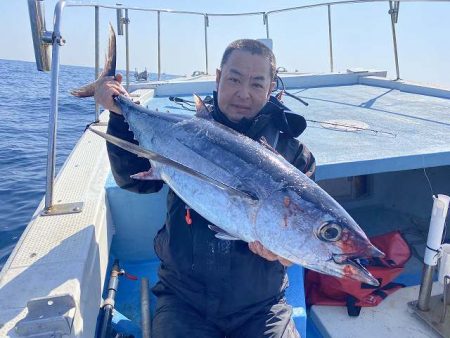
[
  {"x1": 157, "y1": 10, "x2": 161, "y2": 81},
  {"x1": 35, "y1": 0, "x2": 81, "y2": 215},
  {"x1": 125, "y1": 8, "x2": 130, "y2": 90},
  {"x1": 42, "y1": 0, "x2": 84, "y2": 216},
  {"x1": 204, "y1": 15, "x2": 209, "y2": 75},
  {"x1": 389, "y1": 1, "x2": 400, "y2": 80},
  {"x1": 45, "y1": 1, "x2": 66, "y2": 211},
  {"x1": 95, "y1": 5, "x2": 100, "y2": 121},
  {"x1": 327, "y1": 4, "x2": 334, "y2": 73}
]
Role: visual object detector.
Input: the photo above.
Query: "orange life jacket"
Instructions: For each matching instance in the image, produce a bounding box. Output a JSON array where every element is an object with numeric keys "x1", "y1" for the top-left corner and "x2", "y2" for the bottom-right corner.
[{"x1": 305, "y1": 231, "x2": 411, "y2": 316}]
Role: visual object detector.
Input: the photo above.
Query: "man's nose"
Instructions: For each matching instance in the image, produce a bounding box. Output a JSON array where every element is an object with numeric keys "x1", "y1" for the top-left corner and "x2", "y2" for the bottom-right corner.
[{"x1": 237, "y1": 84, "x2": 251, "y2": 100}]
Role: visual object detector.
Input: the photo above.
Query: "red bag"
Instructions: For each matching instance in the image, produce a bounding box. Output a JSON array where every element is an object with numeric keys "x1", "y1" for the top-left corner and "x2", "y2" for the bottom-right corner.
[{"x1": 305, "y1": 231, "x2": 411, "y2": 316}]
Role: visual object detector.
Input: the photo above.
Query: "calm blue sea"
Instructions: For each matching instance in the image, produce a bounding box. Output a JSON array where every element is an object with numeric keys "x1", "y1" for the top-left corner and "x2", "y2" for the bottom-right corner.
[{"x1": 0, "y1": 59, "x2": 174, "y2": 270}]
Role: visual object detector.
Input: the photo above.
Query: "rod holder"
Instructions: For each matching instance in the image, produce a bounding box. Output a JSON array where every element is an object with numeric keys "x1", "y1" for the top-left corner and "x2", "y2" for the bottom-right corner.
[
  {"x1": 116, "y1": 3, "x2": 124, "y2": 35},
  {"x1": 409, "y1": 241, "x2": 450, "y2": 337},
  {"x1": 417, "y1": 194, "x2": 450, "y2": 311},
  {"x1": 388, "y1": 1, "x2": 401, "y2": 80},
  {"x1": 27, "y1": 0, "x2": 52, "y2": 71}
]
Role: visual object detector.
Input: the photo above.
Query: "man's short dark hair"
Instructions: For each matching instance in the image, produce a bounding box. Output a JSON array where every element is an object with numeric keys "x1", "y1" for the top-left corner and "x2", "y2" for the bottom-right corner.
[{"x1": 220, "y1": 39, "x2": 276, "y2": 81}]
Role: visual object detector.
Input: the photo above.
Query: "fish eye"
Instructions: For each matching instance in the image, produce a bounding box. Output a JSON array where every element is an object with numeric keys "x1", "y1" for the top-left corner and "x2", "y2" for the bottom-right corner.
[{"x1": 318, "y1": 222, "x2": 342, "y2": 242}]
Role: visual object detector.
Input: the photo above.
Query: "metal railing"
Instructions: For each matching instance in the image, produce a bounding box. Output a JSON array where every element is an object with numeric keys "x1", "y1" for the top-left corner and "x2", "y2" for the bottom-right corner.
[
  {"x1": 66, "y1": 1, "x2": 390, "y2": 89},
  {"x1": 28, "y1": 0, "x2": 450, "y2": 214},
  {"x1": 63, "y1": 0, "x2": 450, "y2": 92}
]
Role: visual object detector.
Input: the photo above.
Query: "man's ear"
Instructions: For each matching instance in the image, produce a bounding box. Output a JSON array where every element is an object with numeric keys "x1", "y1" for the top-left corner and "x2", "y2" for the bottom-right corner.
[
  {"x1": 216, "y1": 69, "x2": 221, "y2": 90},
  {"x1": 268, "y1": 81, "x2": 276, "y2": 98}
]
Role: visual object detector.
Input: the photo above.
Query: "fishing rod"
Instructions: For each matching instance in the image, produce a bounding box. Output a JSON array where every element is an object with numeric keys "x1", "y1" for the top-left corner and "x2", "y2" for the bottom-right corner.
[
  {"x1": 169, "y1": 93, "x2": 396, "y2": 137},
  {"x1": 169, "y1": 95, "x2": 214, "y2": 112},
  {"x1": 275, "y1": 75, "x2": 309, "y2": 106},
  {"x1": 274, "y1": 75, "x2": 396, "y2": 137},
  {"x1": 168, "y1": 96, "x2": 195, "y2": 111},
  {"x1": 306, "y1": 118, "x2": 397, "y2": 137},
  {"x1": 96, "y1": 259, "x2": 124, "y2": 338}
]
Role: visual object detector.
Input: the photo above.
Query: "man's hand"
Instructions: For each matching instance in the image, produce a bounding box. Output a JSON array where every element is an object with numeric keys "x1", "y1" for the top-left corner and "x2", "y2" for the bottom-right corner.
[
  {"x1": 248, "y1": 241, "x2": 293, "y2": 267},
  {"x1": 94, "y1": 74, "x2": 128, "y2": 114}
]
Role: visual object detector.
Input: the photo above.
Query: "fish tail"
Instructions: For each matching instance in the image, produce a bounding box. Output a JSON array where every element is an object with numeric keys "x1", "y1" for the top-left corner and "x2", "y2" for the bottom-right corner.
[{"x1": 71, "y1": 23, "x2": 116, "y2": 98}]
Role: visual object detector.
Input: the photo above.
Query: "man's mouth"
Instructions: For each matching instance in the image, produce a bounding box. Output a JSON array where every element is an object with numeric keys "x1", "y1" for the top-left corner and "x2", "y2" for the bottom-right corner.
[{"x1": 231, "y1": 104, "x2": 251, "y2": 111}]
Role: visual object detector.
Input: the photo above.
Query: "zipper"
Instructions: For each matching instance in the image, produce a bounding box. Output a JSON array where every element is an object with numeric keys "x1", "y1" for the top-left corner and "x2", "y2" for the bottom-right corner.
[{"x1": 185, "y1": 205, "x2": 195, "y2": 270}]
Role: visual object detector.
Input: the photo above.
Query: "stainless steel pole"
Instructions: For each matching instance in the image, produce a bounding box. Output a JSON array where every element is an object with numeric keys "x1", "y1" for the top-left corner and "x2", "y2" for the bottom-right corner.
[
  {"x1": 204, "y1": 15, "x2": 209, "y2": 75},
  {"x1": 45, "y1": 0, "x2": 66, "y2": 211},
  {"x1": 157, "y1": 11, "x2": 161, "y2": 81},
  {"x1": 264, "y1": 13, "x2": 270, "y2": 39},
  {"x1": 27, "y1": 0, "x2": 51, "y2": 71},
  {"x1": 389, "y1": 1, "x2": 400, "y2": 80},
  {"x1": 417, "y1": 265, "x2": 435, "y2": 311},
  {"x1": 95, "y1": 5, "x2": 100, "y2": 121},
  {"x1": 125, "y1": 8, "x2": 130, "y2": 90},
  {"x1": 141, "y1": 278, "x2": 151, "y2": 338},
  {"x1": 327, "y1": 4, "x2": 334, "y2": 73}
]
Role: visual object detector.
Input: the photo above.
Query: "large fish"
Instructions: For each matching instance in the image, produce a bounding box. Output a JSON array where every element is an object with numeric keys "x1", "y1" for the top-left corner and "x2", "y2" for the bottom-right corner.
[{"x1": 73, "y1": 25, "x2": 383, "y2": 286}]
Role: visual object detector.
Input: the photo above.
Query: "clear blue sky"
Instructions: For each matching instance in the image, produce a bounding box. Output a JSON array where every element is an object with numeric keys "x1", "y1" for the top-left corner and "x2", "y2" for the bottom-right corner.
[{"x1": 1, "y1": 0, "x2": 450, "y2": 87}]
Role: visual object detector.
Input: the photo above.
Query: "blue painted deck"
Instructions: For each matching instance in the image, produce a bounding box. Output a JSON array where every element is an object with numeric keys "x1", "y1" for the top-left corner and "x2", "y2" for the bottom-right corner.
[
  {"x1": 107, "y1": 258, "x2": 308, "y2": 338},
  {"x1": 146, "y1": 83, "x2": 450, "y2": 181}
]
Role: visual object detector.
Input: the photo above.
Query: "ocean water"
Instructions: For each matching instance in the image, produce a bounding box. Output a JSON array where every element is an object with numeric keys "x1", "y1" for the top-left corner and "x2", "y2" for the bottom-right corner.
[
  {"x1": 0, "y1": 59, "x2": 173, "y2": 270},
  {"x1": 0, "y1": 59, "x2": 95, "y2": 269}
]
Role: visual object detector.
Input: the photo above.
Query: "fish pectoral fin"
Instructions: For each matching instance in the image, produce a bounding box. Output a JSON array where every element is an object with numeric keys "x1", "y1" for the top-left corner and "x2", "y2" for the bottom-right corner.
[
  {"x1": 71, "y1": 81, "x2": 97, "y2": 98},
  {"x1": 208, "y1": 224, "x2": 240, "y2": 241},
  {"x1": 193, "y1": 94, "x2": 212, "y2": 119},
  {"x1": 88, "y1": 126, "x2": 259, "y2": 201},
  {"x1": 130, "y1": 168, "x2": 162, "y2": 180}
]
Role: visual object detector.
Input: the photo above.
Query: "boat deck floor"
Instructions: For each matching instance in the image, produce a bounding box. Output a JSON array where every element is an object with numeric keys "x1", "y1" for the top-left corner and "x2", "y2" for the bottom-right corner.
[{"x1": 146, "y1": 83, "x2": 450, "y2": 181}]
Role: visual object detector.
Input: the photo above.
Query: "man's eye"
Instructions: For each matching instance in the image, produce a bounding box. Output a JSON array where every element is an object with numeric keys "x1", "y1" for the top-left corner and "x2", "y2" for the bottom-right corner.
[
  {"x1": 228, "y1": 77, "x2": 239, "y2": 83},
  {"x1": 253, "y1": 83, "x2": 263, "y2": 88}
]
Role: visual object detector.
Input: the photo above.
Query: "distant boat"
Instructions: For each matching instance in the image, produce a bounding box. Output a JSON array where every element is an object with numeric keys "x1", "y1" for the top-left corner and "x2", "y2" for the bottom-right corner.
[{"x1": 134, "y1": 67, "x2": 148, "y2": 81}]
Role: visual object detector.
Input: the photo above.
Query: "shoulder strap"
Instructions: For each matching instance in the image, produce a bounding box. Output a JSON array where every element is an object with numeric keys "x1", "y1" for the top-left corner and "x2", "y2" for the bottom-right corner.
[{"x1": 346, "y1": 295, "x2": 362, "y2": 317}]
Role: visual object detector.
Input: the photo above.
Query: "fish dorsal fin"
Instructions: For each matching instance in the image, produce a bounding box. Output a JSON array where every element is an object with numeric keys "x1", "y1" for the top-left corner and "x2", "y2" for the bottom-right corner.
[
  {"x1": 193, "y1": 94, "x2": 212, "y2": 119},
  {"x1": 208, "y1": 224, "x2": 240, "y2": 241},
  {"x1": 259, "y1": 136, "x2": 280, "y2": 155}
]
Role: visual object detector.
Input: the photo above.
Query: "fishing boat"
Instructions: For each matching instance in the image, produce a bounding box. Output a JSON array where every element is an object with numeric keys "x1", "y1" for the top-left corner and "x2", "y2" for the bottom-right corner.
[
  {"x1": 1, "y1": 0, "x2": 450, "y2": 337},
  {"x1": 134, "y1": 68, "x2": 148, "y2": 81}
]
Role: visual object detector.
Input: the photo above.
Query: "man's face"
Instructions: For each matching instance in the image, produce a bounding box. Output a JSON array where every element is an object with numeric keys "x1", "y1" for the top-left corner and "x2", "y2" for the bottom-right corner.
[{"x1": 216, "y1": 50, "x2": 275, "y2": 123}]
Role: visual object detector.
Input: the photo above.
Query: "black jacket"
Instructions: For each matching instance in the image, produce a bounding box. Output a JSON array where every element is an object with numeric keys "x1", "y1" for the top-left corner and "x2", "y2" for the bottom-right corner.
[{"x1": 106, "y1": 93, "x2": 316, "y2": 319}]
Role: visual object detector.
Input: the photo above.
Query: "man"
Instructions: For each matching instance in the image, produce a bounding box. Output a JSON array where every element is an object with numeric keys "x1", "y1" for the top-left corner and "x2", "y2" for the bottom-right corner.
[{"x1": 96, "y1": 39, "x2": 315, "y2": 338}]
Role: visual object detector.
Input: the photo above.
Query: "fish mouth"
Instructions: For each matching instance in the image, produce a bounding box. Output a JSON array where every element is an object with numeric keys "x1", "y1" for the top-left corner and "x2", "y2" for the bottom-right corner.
[{"x1": 332, "y1": 253, "x2": 380, "y2": 286}]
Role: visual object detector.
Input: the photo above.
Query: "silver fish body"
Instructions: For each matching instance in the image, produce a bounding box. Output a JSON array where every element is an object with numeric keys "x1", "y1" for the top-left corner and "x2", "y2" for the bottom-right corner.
[{"x1": 117, "y1": 97, "x2": 383, "y2": 286}]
